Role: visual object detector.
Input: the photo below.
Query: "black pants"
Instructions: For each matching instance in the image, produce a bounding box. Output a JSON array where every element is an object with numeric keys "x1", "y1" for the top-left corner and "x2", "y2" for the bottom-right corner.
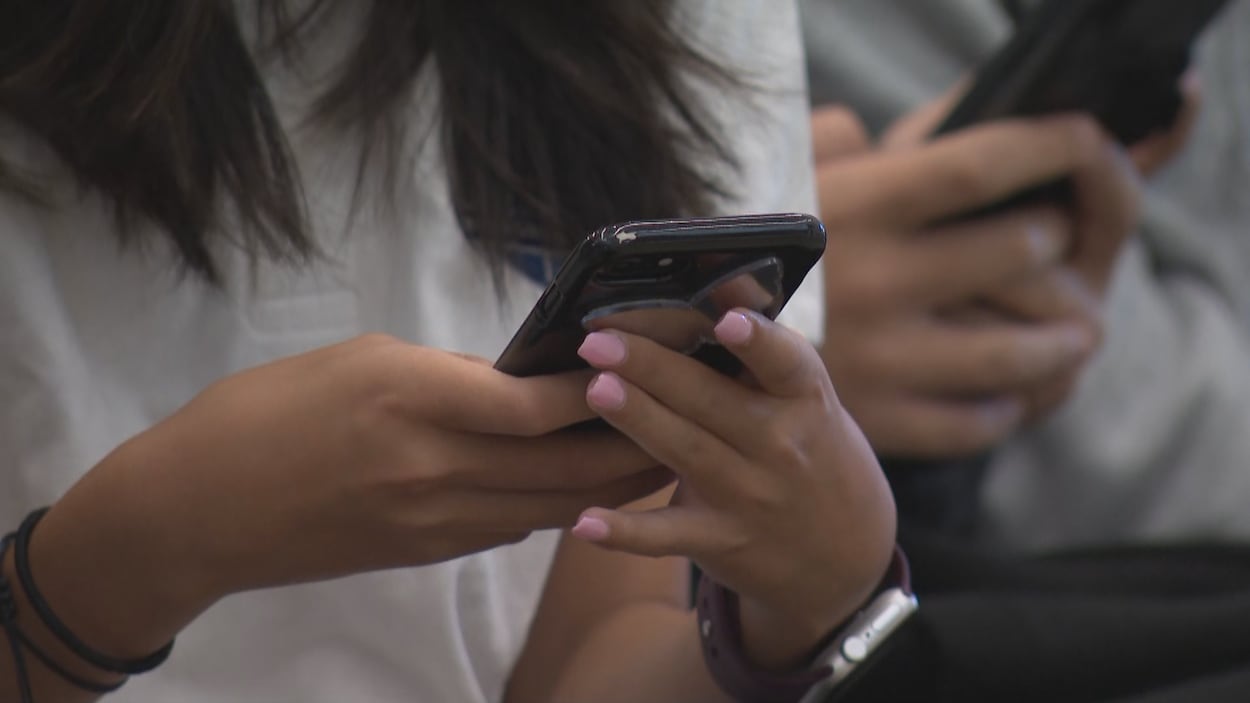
[{"x1": 833, "y1": 528, "x2": 1250, "y2": 703}]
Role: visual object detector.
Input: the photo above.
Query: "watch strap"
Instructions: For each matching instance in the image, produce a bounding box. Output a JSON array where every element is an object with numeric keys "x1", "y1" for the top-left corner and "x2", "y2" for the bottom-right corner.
[{"x1": 696, "y1": 545, "x2": 911, "y2": 703}]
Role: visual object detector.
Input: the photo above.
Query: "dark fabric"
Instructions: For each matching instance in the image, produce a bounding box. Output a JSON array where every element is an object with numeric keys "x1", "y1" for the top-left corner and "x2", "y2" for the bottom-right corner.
[
  {"x1": 829, "y1": 530, "x2": 1250, "y2": 703},
  {"x1": 879, "y1": 455, "x2": 992, "y2": 538}
]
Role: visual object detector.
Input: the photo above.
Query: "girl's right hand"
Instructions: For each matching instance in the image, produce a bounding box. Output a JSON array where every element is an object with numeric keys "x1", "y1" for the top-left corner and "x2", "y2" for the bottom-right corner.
[
  {"x1": 816, "y1": 109, "x2": 1138, "y2": 457},
  {"x1": 24, "y1": 334, "x2": 669, "y2": 660}
]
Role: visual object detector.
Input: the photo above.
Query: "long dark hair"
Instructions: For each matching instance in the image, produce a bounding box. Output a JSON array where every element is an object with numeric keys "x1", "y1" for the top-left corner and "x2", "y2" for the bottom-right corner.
[{"x1": 0, "y1": 0, "x2": 737, "y2": 283}]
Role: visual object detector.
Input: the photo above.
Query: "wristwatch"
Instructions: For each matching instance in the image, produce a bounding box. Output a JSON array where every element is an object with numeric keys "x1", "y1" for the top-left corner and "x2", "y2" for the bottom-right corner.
[{"x1": 696, "y1": 546, "x2": 917, "y2": 703}]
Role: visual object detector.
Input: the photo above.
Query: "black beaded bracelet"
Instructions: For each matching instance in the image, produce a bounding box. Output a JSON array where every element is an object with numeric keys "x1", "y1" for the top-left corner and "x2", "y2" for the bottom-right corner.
[
  {"x1": 1, "y1": 533, "x2": 35, "y2": 703},
  {"x1": 14, "y1": 508, "x2": 175, "y2": 676}
]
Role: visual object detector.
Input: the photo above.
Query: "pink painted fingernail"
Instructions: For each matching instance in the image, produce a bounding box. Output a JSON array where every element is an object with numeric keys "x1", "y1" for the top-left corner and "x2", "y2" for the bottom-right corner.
[
  {"x1": 587, "y1": 372, "x2": 627, "y2": 410},
  {"x1": 714, "y1": 311, "x2": 753, "y2": 346},
  {"x1": 578, "y1": 332, "x2": 628, "y2": 367},
  {"x1": 572, "y1": 515, "x2": 611, "y2": 542}
]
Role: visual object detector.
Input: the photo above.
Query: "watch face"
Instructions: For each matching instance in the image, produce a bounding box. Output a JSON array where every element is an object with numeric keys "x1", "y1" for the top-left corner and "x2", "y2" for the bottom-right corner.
[{"x1": 799, "y1": 589, "x2": 919, "y2": 703}]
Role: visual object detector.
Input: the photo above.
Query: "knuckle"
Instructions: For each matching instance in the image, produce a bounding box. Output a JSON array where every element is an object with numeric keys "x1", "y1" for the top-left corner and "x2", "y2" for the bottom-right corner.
[
  {"x1": 758, "y1": 423, "x2": 813, "y2": 476},
  {"x1": 981, "y1": 338, "x2": 1034, "y2": 385},
  {"x1": 350, "y1": 386, "x2": 412, "y2": 450},
  {"x1": 932, "y1": 414, "x2": 1009, "y2": 456},
  {"x1": 396, "y1": 446, "x2": 458, "y2": 497},
  {"x1": 618, "y1": 335, "x2": 660, "y2": 379},
  {"x1": 1061, "y1": 115, "x2": 1105, "y2": 160},
  {"x1": 711, "y1": 523, "x2": 754, "y2": 560},
  {"x1": 835, "y1": 254, "x2": 904, "y2": 309},
  {"x1": 944, "y1": 151, "x2": 997, "y2": 202},
  {"x1": 841, "y1": 329, "x2": 899, "y2": 378},
  {"x1": 508, "y1": 401, "x2": 551, "y2": 438},
  {"x1": 813, "y1": 107, "x2": 870, "y2": 152},
  {"x1": 817, "y1": 175, "x2": 874, "y2": 228},
  {"x1": 354, "y1": 332, "x2": 401, "y2": 348},
  {"x1": 968, "y1": 405, "x2": 1020, "y2": 448},
  {"x1": 672, "y1": 431, "x2": 716, "y2": 468},
  {"x1": 506, "y1": 382, "x2": 567, "y2": 437},
  {"x1": 772, "y1": 350, "x2": 815, "y2": 393},
  {"x1": 815, "y1": 105, "x2": 866, "y2": 134}
]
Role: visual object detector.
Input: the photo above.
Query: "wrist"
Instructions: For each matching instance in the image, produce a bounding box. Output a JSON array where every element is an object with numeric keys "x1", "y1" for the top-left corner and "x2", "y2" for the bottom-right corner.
[
  {"x1": 735, "y1": 544, "x2": 897, "y2": 670},
  {"x1": 734, "y1": 574, "x2": 882, "y2": 672},
  {"x1": 696, "y1": 547, "x2": 916, "y2": 703},
  {"x1": 25, "y1": 439, "x2": 222, "y2": 660}
]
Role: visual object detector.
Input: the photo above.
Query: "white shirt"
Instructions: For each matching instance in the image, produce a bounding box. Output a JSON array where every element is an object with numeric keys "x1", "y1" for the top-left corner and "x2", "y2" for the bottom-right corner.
[{"x1": 0, "y1": 2, "x2": 821, "y2": 701}]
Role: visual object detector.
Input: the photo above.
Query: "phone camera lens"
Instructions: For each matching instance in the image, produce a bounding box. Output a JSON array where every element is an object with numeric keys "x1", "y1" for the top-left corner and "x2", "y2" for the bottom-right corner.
[
  {"x1": 595, "y1": 255, "x2": 689, "y2": 285},
  {"x1": 610, "y1": 258, "x2": 643, "y2": 273}
]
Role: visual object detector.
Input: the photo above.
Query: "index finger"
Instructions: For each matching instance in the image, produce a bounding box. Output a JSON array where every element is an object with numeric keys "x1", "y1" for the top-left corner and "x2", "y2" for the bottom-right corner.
[
  {"x1": 412, "y1": 348, "x2": 599, "y2": 435},
  {"x1": 827, "y1": 114, "x2": 1102, "y2": 226},
  {"x1": 712, "y1": 310, "x2": 828, "y2": 399},
  {"x1": 879, "y1": 79, "x2": 968, "y2": 150},
  {"x1": 812, "y1": 105, "x2": 871, "y2": 164},
  {"x1": 1128, "y1": 69, "x2": 1202, "y2": 177}
]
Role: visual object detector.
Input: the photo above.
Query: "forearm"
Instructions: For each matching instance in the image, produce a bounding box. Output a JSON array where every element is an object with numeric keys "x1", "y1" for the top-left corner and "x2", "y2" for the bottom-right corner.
[
  {"x1": 0, "y1": 442, "x2": 217, "y2": 700},
  {"x1": 545, "y1": 597, "x2": 857, "y2": 703},
  {"x1": 543, "y1": 601, "x2": 728, "y2": 703},
  {"x1": 2, "y1": 542, "x2": 113, "y2": 703}
]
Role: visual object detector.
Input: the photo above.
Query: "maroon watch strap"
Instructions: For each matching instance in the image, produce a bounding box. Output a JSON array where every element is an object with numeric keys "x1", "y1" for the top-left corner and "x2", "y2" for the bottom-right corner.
[{"x1": 696, "y1": 546, "x2": 911, "y2": 703}]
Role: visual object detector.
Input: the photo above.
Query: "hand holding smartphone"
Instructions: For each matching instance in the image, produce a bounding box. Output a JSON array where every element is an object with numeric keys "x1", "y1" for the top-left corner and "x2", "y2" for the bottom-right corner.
[
  {"x1": 938, "y1": 0, "x2": 1229, "y2": 142},
  {"x1": 935, "y1": 0, "x2": 1230, "y2": 214}
]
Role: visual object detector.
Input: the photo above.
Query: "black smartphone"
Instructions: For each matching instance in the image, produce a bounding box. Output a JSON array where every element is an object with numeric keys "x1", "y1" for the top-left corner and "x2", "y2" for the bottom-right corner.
[
  {"x1": 495, "y1": 213, "x2": 825, "y2": 377},
  {"x1": 936, "y1": 0, "x2": 1230, "y2": 142},
  {"x1": 931, "y1": 0, "x2": 1230, "y2": 215}
]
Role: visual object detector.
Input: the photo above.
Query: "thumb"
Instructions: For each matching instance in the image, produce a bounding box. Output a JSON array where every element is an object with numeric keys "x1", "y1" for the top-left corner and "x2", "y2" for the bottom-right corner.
[
  {"x1": 881, "y1": 78, "x2": 970, "y2": 149},
  {"x1": 571, "y1": 505, "x2": 711, "y2": 559},
  {"x1": 1128, "y1": 69, "x2": 1202, "y2": 177},
  {"x1": 1070, "y1": 142, "x2": 1141, "y2": 293}
]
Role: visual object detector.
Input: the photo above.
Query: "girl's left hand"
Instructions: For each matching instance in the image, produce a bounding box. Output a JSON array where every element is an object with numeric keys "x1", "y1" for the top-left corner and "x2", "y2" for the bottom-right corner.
[{"x1": 571, "y1": 310, "x2": 897, "y2": 663}]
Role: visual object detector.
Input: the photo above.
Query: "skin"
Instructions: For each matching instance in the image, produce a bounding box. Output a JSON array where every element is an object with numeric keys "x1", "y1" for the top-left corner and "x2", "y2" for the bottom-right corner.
[
  {"x1": 1, "y1": 320, "x2": 895, "y2": 702},
  {"x1": 0, "y1": 82, "x2": 1198, "y2": 702},
  {"x1": 810, "y1": 85, "x2": 1198, "y2": 457},
  {"x1": 0, "y1": 338, "x2": 672, "y2": 699}
]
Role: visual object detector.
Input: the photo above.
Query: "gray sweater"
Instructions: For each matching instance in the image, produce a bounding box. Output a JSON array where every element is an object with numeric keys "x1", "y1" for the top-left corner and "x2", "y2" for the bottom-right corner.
[{"x1": 801, "y1": 0, "x2": 1250, "y2": 549}]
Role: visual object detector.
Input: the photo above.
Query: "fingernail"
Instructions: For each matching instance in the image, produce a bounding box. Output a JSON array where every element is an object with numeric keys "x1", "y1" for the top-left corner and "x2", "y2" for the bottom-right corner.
[
  {"x1": 572, "y1": 515, "x2": 611, "y2": 542},
  {"x1": 578, "y1": 332, "x2": 628, "y2": 367},
  {"x1": 587, "y1": 372, "x2": 627, "y2": 411},
  {"x1": 714, "y1": 311, "x2": 753, "y2": 346}
]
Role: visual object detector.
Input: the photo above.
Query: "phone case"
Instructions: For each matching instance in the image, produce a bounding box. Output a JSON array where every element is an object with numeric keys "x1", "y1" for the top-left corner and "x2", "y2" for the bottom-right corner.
[
  {"x1": 931, "y1": 0, "x2": 1229, "y2": 219},
  {"x1": 936, "y1": 0, "x2": 1230, "y2": 143},
  {"x1": 494, "y1": 213, "x2": 825, "y2": 377}
]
